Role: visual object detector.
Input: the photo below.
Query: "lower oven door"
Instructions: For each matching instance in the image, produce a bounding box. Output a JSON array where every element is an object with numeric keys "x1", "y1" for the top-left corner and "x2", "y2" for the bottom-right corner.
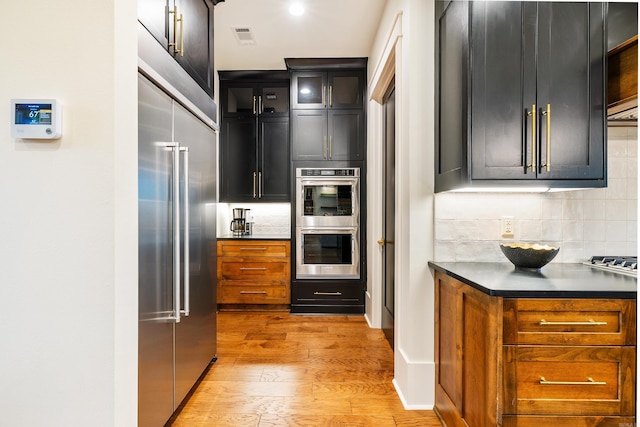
[{"x1": 296, "y1": 227, "x2": 360, "y2": 279}]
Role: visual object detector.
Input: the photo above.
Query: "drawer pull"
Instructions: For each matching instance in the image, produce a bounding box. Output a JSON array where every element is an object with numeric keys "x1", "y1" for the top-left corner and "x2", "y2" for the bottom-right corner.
[
  {"x1": 240, "y1": 267, "x2": 268, "y2": 271},
  {"x1": 240, "y1": 247, "x2": 268, "y2": 251},
  {"x1": 240, "y1": 291, "x2": 268, "y2": 295},
  {"x1": 314, "y1": 291, "x2": 342, "y2": 296},
  {"x1": 539, "y1": 319, "x2": 607, "y2": 326},
  {"x1": 540, "y1": 376, "x2": 606, "y2": 386}
]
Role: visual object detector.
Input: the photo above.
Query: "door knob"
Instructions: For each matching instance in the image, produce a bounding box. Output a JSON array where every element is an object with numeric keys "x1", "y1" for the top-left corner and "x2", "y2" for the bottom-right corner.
[{"x1": 377, "y1": 238, "x2": 385, "y2": 246}]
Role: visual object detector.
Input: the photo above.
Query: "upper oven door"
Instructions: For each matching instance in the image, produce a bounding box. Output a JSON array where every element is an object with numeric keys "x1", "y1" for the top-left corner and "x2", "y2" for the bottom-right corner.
[{"x1": 296, "y1": 169, "x2": 360, "y2": 228}]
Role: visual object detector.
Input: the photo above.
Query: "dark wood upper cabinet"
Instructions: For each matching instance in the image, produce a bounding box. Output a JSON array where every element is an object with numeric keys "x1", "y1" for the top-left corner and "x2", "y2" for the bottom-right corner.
[
  {"x1": 138, "y1": 0, "x2": 216, "y2": 98},
  {"x1": 436, "y1": 1, "x2": 607, "y2": 192},
  {"x1": 219, "y1": 72, "x2": 290, "y2": 202}
]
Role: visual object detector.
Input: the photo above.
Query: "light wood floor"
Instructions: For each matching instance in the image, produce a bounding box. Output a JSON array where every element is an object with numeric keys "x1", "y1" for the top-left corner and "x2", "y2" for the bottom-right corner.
[{"x1": 171, "y1": 311, "x2": 443, "y2": 426}]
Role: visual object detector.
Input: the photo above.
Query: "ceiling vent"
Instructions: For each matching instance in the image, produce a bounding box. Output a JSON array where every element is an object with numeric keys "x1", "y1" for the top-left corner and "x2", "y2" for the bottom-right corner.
[{"x1": 232, "y1": 27, "x2": 256, "y2": 45}]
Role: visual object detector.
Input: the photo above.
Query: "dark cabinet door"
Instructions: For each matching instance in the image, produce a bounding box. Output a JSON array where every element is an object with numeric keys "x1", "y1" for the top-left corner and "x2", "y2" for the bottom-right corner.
[
  {"x1": 259, "y1": 117, "x2": 290, "y2": 201},
  {"x1": 220, "y1": 117, "x2": 257, "y2": 202},
  {"x1": 291, "y1": 110, "x2": 328, "y2": 161},
  {"x1": 536, "y1": 2, "x2": 605, "y2": 181},
  {"x1": 328, "y1": 110, "x2": 364, "y2": 161},
  {"x1": 470, "y1": 1, "x2": 529, "y2": 180},
  {"x1": 138, "y1": 0, "x2": 214, "y2": 98},
  {"x1": 328, "y1": 71, "x2": 365, "y2": 109},
  {"x1": 174, "y1": 0, "x2": 215, "y2": 97},
  {"x1": 291, "y1": 70, "x2": 364, "y2": 110},
  {"x1": 469, "y1": 1, "x2": 605, "y2": 182},
  {"x1": 291, "y1": 72, "x2": 327, "y2": 109},
  {"x1": 138, "y1": 0, "x2": 169, "y2": 47}
]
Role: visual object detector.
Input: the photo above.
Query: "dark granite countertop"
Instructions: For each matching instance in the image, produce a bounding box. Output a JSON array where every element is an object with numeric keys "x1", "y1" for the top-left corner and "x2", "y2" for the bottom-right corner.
[
  {"x1": 428, "y1": 261, "x2": 637, "y2": 299},
  {"x1": 218, "y1": 234, "x2": 290, "y2": 240}
]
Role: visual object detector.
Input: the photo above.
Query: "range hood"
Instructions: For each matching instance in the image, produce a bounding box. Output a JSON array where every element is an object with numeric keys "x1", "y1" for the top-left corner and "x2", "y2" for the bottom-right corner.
[{"x1": 607, "y1": 34, "x2": 638, "y2": 126}]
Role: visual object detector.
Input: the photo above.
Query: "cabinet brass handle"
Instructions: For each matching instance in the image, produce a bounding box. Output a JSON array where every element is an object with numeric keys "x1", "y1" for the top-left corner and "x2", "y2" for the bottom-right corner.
[
  {"x1": 329, "y1": 85, "x2": 333, "y2": 107},
  {"x1": 323, "y1": 135, "x2": 327, "y2": 159},
  {"x1": 240, "y1": 267, "x2": 267, "y2": 271},
  {"x1": 253, "y1": 96, "x2": 257, "y2": 115},
  {"x1": 178, "y1": 12, "x2": 184, "y2": 56},
  {"x1": 258, "y1": 171, "x2": 263, "y2": 198},
  {"x1": 252, "y1": 172, "x2": 257, "y2": 198},
  {"x1": 329, "y1": 135, "x2": 332, "y2": 159},
  {"x1": 527, "y1": 104, "x2": 536, "y2": 172},
  {"x1": 540, "y1": 376, "x2": 606, "y2": 386},
  {"x1": 239, "y1": 247, "x2": 268, "y2": 251},
  {"x1": 322, "y1": 85, "x2": 326, "y2": 107},
  {"x1": 541, "y1": 103, "x2": 551, "y2": 172},
  {"x1": 539, "y1": 319, "x2": 607, "y2": 326},
  {"x1": 240, "y1": 291, "x2": 268, "y2": 294},
  {"x1": 377, "y1": 238, "x2": 385, "y2": 246},
  {"x1": 314, "y1": 291, "x2": 342, "y2": 296},
  {"x1": 169, "y1": 7, "x2": 184, "y2": 56}
]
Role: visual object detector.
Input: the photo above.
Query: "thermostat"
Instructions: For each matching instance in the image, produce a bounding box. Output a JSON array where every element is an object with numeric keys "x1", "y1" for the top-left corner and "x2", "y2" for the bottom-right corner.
[{"x1": 11, "y1": 99, "x2": 62, "y2": 139}]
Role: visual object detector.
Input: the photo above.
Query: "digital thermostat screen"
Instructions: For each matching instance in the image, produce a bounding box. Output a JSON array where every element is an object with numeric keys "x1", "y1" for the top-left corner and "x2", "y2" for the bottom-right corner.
[{"x1": 15, "y1": 103, "x2": 52, "y2": 125}]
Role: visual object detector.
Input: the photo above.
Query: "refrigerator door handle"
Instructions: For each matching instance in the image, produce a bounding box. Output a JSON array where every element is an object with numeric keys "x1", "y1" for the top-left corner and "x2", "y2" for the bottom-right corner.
[
  {"x1": 172, "y1": 142, "x2": 181, "y2": 323},
  {"x1": 180, "y1": 146, "x2": 190, "y2": 317}
]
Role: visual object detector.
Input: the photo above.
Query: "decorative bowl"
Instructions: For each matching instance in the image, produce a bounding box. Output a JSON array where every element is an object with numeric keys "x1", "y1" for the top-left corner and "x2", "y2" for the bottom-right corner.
[{"x1": 499, "y1": 243, "x2": 560, "y2": 270}]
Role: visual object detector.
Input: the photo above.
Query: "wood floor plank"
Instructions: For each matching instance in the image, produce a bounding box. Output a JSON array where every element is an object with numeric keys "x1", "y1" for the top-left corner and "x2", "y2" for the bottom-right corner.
[{"x1": 170, "y1": 311, "x2": 442, "y2": 426}]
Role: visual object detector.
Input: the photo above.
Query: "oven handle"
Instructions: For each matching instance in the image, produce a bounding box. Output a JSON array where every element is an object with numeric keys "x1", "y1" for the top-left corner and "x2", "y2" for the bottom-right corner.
[{"x1": 299, "y1": 227, "x2": 357, "y2": 234}]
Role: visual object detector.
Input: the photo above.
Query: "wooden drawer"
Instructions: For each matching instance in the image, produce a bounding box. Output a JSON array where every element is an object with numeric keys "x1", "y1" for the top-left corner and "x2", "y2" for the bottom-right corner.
[
  {"x1": 219, "y1": 283, "x2": 289, "y2": 304},
  {"x1": 503, "y1": 345, "x2": 636, "y2": 416},
  {"x1": 219, "y1": 259, "x2": 289, "y2": 281},
  {"x1": 502, "y1": 415, "x2": 636, "y2": 427},
  {"x1": 217, "y1": 240, "x2": 290, "y2": 258},
  {"x1": 292, "y1": 282, "x2": 364, "y2": 305},
  {"x1": 503, "y1": 298, "x2": 636, "y2": 346}
]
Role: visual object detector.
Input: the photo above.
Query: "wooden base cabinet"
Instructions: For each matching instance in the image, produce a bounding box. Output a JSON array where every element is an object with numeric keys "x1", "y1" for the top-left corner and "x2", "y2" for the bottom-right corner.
[
  {"x1": 217, "y1": 240, "x2": 290, "y2": 306},
  {"x1": 434, "y1": 271, "x2": 636, "y2": 427}
]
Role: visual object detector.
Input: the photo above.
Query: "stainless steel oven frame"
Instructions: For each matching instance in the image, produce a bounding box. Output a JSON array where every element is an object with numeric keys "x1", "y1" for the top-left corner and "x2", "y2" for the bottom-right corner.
[
  {"x1": 295, "y1": 167, "x2": 360, "y2": 228},
  {"x1": 295, "y1": 227, "x2": 360, "y2": 279}
]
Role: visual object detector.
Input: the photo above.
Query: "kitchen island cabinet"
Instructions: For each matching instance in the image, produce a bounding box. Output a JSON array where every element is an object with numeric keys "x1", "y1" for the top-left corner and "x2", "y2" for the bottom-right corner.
[
  {"x1": 216, "y1": 239, "x2": 290, "y2": 309},
  {"x1": 435, "y1": 1, "x2": 607, "y2": 191},
  {"x1": 429, "y1": 262, "x2": 636, "y2": 427}
]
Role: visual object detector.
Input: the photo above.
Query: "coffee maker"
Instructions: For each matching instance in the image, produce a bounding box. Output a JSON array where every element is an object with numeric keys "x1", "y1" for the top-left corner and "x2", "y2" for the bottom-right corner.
[{"x1": 230, "y1": 208, "x2": 246, "y2": 236}]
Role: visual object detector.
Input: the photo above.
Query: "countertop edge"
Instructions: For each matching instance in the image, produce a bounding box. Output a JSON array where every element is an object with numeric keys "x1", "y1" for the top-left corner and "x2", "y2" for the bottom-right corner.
[{"x1": 428, "y1": 261, "x2": 637, "y2": 299}]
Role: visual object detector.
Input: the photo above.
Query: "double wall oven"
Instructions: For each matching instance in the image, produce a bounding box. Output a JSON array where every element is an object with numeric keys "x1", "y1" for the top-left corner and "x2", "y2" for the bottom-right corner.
[{"x1": 295, "y1": 167, "x2": 360, "y2": 279}]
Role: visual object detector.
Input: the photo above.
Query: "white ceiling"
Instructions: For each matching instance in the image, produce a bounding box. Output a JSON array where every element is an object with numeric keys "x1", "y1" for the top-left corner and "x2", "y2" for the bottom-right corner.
[{"x1": 214, "y1": 0, "x2": 388, "y2": 71}]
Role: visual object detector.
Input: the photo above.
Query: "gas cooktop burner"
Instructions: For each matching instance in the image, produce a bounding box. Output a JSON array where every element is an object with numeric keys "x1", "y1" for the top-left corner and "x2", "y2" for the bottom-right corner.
[{"x1": 585, "y1": 256, "x2": 637, "y2": 277}]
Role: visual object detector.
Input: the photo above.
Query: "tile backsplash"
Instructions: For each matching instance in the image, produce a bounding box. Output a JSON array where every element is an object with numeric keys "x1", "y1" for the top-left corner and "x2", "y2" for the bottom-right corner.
[
  {"x1": 434, "y1": 127, "x2": 638, "y2": 263},
  {"x1": 217, "y1": 203, "x2": 291, "y2": 236}
]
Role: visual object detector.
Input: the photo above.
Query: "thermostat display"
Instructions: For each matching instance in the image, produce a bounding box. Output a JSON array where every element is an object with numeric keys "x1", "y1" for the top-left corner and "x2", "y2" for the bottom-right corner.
[{"x1": 11, "y1": 99, "x2": 61, "y2": 139}]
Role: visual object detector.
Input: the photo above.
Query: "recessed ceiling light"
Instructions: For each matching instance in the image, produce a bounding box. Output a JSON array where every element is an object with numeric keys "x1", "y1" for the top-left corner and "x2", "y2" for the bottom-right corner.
[{"x1": 289, "y1": 3, "x2": 305, "y2": 16}]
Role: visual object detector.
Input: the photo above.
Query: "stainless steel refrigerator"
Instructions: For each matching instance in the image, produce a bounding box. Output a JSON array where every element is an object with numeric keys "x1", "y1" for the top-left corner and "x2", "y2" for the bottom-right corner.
[{"x1": 138, "y1": 73, "x2": 217, "y2": 427}]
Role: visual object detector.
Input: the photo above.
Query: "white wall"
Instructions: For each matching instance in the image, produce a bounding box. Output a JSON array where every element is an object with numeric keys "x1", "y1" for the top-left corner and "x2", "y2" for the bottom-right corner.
[
  {"x1": 0, "y1": 1, "x2": 138, "y2": 426},
  {"x1": 435, "y1": 127, "x2": 638, "y2": 262},
  {"x1": 366, "y1": 0, "x2": 436, "y2": 408}
]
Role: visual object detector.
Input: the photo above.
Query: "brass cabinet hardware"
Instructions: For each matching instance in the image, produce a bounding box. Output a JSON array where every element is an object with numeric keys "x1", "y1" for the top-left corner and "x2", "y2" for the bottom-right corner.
[
  {"x1": 329, "y1": 85, "x2": 333, "y2": 107},
  {"x1": 377, "y1": 238, "x2": 385, "y2": 246},
  {"x1": 329, "y1": 135, "x2": 332, "y2": 159},
  {"x1": 169, "y1": 6, "x2": 179, "y2": 50},
  {"x1": 527, "y1": 104, "x2": 536, "y2": 172},
  {"x1": 252, "y1": 96, "x2": 256, "y2": 115},
  {"x1": 539, "y1": 319, "x2": 607, "y2": 326},
  {"x1": 259, "y1": 96, "x2": 263, "y2": 115},
  {"x1": 541, "y1": 103, "x2": 551, "y2": 172},
  {"x1": 239, "y1": 247, "x2": 268, "y2": 251},
  {"x1": 240, "y1": 267, "x2": 268, "y2": 271},
  {"x1": 252, "y1": 172, "x2": 257, "y2": 198},
  {"x1": 322, "y1": 85, "x2": 326, "y2": 107},
  {"x1": 314, "y1": 291, "x2": 343, "y2": 296},
  {"x1": 323, "y1": 135, "x2": 327, "y2": 159},
  {"x1": 540, "y1": 376, "x2": 606, "y2": 386},
  {"x1": 178, "y1": 12, "x2": 184, "y2": 56},
  {"x1": 258, "y1": 171, "x2": 263, "y2": 198},
  {"x1": 240, "y1": 290, "x2": 268, "y2": 295}
]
